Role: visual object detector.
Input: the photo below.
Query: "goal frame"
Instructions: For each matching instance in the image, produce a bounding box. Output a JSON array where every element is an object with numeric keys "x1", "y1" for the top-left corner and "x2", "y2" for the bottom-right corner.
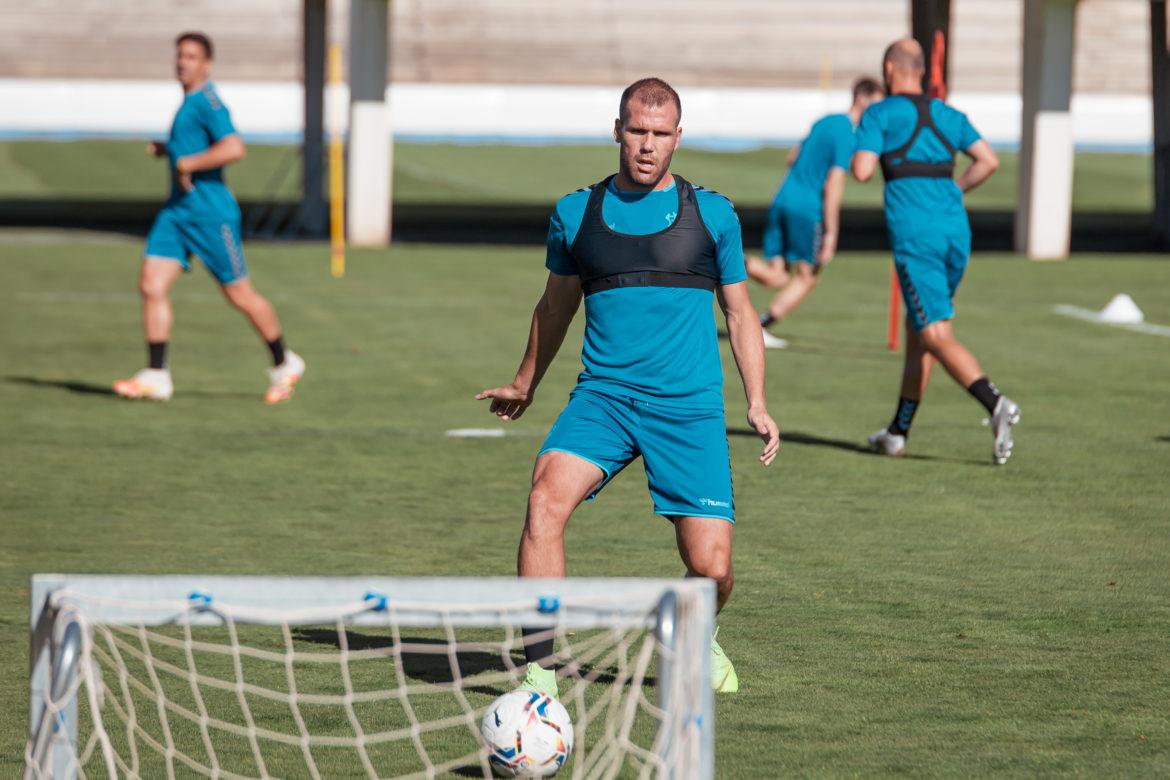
[{"x1": 27, "y1": 574, "x2": 716, "y2": 779}]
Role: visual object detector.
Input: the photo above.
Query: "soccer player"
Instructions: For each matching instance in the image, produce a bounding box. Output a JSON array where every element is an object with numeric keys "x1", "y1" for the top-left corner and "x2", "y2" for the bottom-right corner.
[
  {"x1": 852, "y1": 39, "x2": 1020, "y2": 464},
  {"x1": 113, "y1": 32, "x2": 304, "y2": 403},
  {"x1": 477, "y1": 78, "x2": 780, "y2": 696},
  {"x1": 747, "y1": 77, "x2": 885, "y2": 349}
]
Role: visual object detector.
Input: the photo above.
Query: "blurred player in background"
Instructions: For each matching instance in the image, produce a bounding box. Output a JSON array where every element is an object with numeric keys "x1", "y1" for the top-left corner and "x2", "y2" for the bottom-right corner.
[
  {"x1": 852, "y1": 39, "x2": 1020, "y2": 464},
  {"x1": 113, "y1": 32, "x2": 304, "y2": 403},
  {"x1": 478, "y1": 78, "x2": 779, "y2": 697},
  {"x1": 746, "y1": 77, "x2": 884, "y2": 349}
]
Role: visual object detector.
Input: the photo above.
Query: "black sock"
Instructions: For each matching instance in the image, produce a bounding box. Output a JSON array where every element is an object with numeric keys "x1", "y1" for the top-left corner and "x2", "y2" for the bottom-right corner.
[
  {"x1": 760, "y1": 312, "x2": 777, "y2": 329},
  {"x1": 147, "y1": 341, "x2": 168, "y2": 370},
  {"x1": 967, "y1": 377, "x2": 1001, "y2": 414},
  {"x1": 267, "y1": 337, "x2": 286, "y2": 366},
  {"x1": 888, "y1": 396, "x2": 919, "y2": 437},
  {"x1": 521, "y1": 627, "x2": 555, "y2": 668}
]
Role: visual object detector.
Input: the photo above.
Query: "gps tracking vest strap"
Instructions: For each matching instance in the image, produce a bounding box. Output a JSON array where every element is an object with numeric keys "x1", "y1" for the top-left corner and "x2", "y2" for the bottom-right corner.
[
  {"x1": 879, "y1": 94, "x2": 957, "y2": 181},
  {"x1": 569, "y1": 174, "x2": 720, "y2": 297}
]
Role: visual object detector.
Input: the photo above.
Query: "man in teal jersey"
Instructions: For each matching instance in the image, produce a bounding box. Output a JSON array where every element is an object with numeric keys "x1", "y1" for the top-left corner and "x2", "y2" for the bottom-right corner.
[
  {"x1": 747, "y1": 77, "x2": 884, "y2": 349},
  {"x1": 852, "y1": 39, "x2": 1020, "y2": 464},
  {"x1": 478, "y1": 78, "x2": 780, "y2": 696},
  {"x1": 113, "y1": 32, "x2": 304, "y2": 404}
]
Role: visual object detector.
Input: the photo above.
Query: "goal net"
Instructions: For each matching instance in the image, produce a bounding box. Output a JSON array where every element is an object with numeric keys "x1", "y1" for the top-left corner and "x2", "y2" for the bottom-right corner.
[{"x1": 26, "y1": 575, "x2": 715, "y2": 779}]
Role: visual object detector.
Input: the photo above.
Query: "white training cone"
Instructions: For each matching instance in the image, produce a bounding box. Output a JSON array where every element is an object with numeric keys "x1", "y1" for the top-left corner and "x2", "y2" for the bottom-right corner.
[{"x1": 1098, "y1": 294, "x2": 1144, "y2": 324}]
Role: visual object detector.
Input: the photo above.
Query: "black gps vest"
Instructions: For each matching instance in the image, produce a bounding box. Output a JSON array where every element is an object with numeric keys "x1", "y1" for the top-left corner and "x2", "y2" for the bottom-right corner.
[
  {"x1": 879, "y1": 94, "x2": 957, "y2": 182},
  {"x1": 569, "y1": 174, "x2": 719, "y2": 297}
]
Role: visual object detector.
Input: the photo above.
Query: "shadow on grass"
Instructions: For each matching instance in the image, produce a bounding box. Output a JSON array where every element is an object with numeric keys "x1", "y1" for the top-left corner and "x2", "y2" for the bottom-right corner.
[
  {"x1": 1157, "y1": 435, "x2": 1170, "y2": 443},
  {"x1": 292, "y1": 627, "x2": 649, "y2": 697},
  {"x1": 4, "y1": 375, "x2": 254, "y2": 400},
  {"x1": 728, "y1": 427, "x2": 987, "y2": 465}
]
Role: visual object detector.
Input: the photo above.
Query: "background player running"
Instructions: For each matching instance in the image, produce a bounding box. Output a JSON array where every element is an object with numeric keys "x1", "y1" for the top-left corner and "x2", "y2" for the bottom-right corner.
[
  {"x1": 477, "y1": 78, "x2": 779, "y2": 697},
  {"x1": 852, "y1": 39, "x2": 1020, "y2": 464},
  {"x1": 113, "y1": 32, "x2": 304, "y2": 403},
  {"x1": 746, "y1": 77, "x2": 885, "y2": 349}
]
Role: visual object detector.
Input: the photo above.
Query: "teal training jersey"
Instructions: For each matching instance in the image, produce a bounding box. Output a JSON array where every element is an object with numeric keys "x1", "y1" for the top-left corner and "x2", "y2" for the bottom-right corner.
[
  {"x1": 773, "y1": 113, "x2": 856, "y2": 217},
  {"x1": 545, "y1": 177, "x2": 746, "y2": 410},
  {"x1": 856, "y1": 95, "x2": 981, "y2": 240},
  {"x1": 163, "y1": 82, "x2": 241, "y2": 222}
]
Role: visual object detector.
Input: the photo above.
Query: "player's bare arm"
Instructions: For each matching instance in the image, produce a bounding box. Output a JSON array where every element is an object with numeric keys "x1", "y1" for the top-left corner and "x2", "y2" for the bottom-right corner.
[
  {"x1": 851, "y1": 150, "x2": 879, "y2": 182},
  {"x1": 174, "y1": 134, "x2": 245, "y2": 191},
  {"x1": 147, "y1": 141, "x2": 168, "y2": 157},
  {"x1": 819, "y1": 167, "x2": 847, "y2": 264},
  {"x1": 956, "y1": 139, "x2": 999, "y2": 193},
  {"x1": 476, "y1": 272, "x2": 583, "y2": 421},
  {"x1": 718, "y1": 281, "x2": 780, "y2": 465},
  {"x1": 786, "y1": 144, "x2": 801, "y2": 166}
]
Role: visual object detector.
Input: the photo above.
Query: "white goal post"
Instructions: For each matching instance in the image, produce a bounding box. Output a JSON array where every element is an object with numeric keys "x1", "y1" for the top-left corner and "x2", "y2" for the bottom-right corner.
[{"x1": 27, "y1": 574, "x2": 715, "y2": 779}]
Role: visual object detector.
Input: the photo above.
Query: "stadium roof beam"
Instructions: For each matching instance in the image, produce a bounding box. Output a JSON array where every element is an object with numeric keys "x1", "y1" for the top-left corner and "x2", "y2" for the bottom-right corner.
[
  {"x1": 1015, "y1": 0, "x2": 1077, "y2": 259},
  {"x1": 1152, "y1": 0, "x2": 1169, "y2": 249},
  {"x1": 347, "y1": 0, "x2": 392, "y2": 246}
]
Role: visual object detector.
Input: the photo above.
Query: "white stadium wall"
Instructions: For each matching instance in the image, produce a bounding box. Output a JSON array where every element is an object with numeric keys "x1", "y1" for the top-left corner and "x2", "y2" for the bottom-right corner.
[{"x1": 0, "y1": 0, "x2": 1155, "y2": 150}]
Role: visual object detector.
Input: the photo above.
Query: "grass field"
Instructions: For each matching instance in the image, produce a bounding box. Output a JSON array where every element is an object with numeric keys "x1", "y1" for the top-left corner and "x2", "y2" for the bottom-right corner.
[
  {"x1": 2, "y1": 229, "x2": 1169, "y2": 776},
  {"x1": 0, "y1": 139, "x2": 1155, "y2": 213}
]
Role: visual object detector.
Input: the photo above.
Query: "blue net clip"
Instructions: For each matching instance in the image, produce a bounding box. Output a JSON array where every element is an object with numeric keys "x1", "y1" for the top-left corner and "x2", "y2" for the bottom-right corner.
[
  {"x1": 188, "y1": 590, "x2": 213, "y2": 609},
  {"x1": 536, "y1": 595, "x2": 560, "y2": 614},
  {"x1": 363, "y1": 590, "x2": 389, "y2": 612}
]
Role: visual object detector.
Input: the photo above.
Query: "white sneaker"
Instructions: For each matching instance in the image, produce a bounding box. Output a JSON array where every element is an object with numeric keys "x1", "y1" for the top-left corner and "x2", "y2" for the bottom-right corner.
[
  {"x1": 868, "y1": 428, "x2": 906, "y2": 457},
  {"x1": 112, "y1": 368, "x2": 173, "y2": 401},
  {"x1": 761, "y1": 330, "x2": 789, "y2": 349},
  {"x1": 988, "y1": 396, "x2": 1021, "y2": 465},
  {"x1": 265, "y1": 350, "x2": 305, "y2": 404}
]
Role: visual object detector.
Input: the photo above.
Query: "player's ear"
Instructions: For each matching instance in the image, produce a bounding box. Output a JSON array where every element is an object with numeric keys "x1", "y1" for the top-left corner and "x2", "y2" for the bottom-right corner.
[
  {"x1": 673, "y1": 126, "x2": 682, "y2": 149},
  {"x1": 613, "y1": 118, "x2": 622, "y2": 143}
]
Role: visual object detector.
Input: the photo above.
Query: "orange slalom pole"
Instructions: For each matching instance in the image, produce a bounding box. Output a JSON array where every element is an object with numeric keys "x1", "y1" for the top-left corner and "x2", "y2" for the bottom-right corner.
[{"x1": 887, "y1": 265, "x2": 901, "y2": 352}]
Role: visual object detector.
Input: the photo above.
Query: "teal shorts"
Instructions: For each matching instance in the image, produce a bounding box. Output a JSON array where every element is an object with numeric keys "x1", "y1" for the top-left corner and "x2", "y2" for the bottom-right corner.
[
  {"x1": 538, "y1": 389, "x2": 734, "y2": 522},
  {"x1": 892, "y1": 231, "x2": 971, "y2": 331},
  {"x1": 145, "y1": 208, "x2": 248, "y2": 284},
  {"x1": 762, "y1": 201, "x2": 822, "y2": 266}
]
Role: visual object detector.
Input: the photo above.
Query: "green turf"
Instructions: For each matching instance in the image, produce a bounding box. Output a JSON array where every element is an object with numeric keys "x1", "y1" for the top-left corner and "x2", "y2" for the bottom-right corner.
[
  {"x1": 2, "y1": 232, "x2": 1169, "y2": 776},
  {"x1": 0, "y1": 139, "x2": 1154, "y2": 212}
]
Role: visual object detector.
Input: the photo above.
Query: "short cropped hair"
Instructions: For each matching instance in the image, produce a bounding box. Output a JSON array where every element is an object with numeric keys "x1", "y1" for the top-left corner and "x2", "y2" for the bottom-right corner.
[
  {"x1": 619, "y1": 77, "x2": 681, "y2": 125},
  {"x1": 852, "y1": 76, "x2": 884, "y2": 101},
  {"x1": 883, "y1": 41, "x2": 924, "y2": 73},
  {"x1": 176, "y1": 32, "x2": 214, "y2": 60}
]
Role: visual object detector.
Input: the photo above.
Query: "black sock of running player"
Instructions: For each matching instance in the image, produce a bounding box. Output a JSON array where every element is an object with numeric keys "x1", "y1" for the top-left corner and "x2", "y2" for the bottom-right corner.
[
  {"x1": 888, "y1": 396, "x2": 919, "y2": 437},
  {"x1": 966, "y1": 377, "x2": 1001, "y2": 414},
  {"x1": 147, "y1": 341, "x2": 168, "y2": 370},
  {"x1": 760, "y1": 312, "x2": 777, "y2": 329},
  {"x1": 522, "y1": 627, "x2": 555, "y2": 669},
  {"x1": 267, "y1": 337, "x2": 286, "y2": 366}
]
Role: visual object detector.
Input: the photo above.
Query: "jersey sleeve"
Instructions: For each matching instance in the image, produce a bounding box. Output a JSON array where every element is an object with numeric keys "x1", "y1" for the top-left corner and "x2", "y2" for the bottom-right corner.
[
  {"x1": 200, "y1": 93, "x2": 239, "y2": 143},
  {"x1": 544, "y1": 205, "x2": 578, "y2": 276},
  {"x1": 855, "y1": 105, "x2": 886, "y2": 155},
  {"x1": 952, "y1": 108, "x2": 982, "y2": 151},
  {"x1": 698, "y1": 193, "x2": 747, "y2": 285},
  {"x1": 831, "y1": 121, "x2": 857, "y2": 170}
]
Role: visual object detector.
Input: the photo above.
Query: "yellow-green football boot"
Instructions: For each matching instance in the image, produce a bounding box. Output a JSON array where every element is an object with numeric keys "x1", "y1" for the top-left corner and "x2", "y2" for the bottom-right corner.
[
  {"x1": 710, "y1": 628, "x2": 739, "y2": 693},
  {"x1": 518, "y1": 662, "x2": 559, "y2": 699}
]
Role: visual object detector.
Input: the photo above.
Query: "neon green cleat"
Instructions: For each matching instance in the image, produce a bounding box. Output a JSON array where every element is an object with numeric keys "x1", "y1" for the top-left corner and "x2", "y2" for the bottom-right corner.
[
  {"x1": 518, "y1": 662, "x2": 559, "y2": 699},
  {"x1": 710, "y1": 628, "x2": 739, "y2": 694}
]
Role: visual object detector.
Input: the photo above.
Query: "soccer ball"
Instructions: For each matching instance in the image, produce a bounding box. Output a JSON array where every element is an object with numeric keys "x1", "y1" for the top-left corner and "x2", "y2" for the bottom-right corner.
[{"x1": 480, "y1": 689, "x2": 574, "y2": 777}]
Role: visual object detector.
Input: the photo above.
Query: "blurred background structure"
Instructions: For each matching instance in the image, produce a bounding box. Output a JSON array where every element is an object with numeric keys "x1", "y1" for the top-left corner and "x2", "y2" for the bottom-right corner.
[{"x1": 0, "y1": 0, "x2": 1165, "y2": 253}]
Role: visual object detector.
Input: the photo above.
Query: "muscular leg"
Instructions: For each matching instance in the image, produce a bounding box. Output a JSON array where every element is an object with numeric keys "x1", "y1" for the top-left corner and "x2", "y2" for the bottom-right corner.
[
  {"x1": 745, "y1": 255, "x2": 790, "y2": 289},
  {"x1": 918, "y1": 319, "x2": 984, "y2": 388},
  {"x1": 519, "y1": 451, "x2": 606, "y2": 668},
  {"x1": 765, "y1": 262, "x2": 819, "y2": 322},
  {"x1": 221, "y1": 278, "x2": 283, "y2": 344},
  {"x1": 900, "y1": 320, "x2": 935, "y2": 402},
  {"x1": 139, "y1": 258, "x2": 184, "y2": 344},
  {"x1": 674, "y1": 516, "x2": 734, "y2": 613}
]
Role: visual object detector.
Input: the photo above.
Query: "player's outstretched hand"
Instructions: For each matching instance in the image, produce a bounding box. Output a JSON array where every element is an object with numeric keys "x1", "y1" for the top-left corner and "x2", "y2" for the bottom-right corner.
[
  {"x1": 748, "y1": 405, "x2": 780, "y2": 466},
  {"x1": 475, "y1": 383, "x2": 533, "y2": 422}
]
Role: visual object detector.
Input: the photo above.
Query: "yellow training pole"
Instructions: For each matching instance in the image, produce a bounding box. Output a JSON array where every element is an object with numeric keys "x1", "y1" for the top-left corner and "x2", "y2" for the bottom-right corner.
[{"x1": 327, "y1": 44, "x2": 346, "y2": 278}]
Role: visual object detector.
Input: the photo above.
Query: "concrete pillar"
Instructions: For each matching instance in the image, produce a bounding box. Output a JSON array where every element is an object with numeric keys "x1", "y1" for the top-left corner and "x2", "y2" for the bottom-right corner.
[
  {"x1": 298, "y1": 0, "x2": 327, "y2": 236},
  {"x1": 1152, "y1": 0, "x2": 1169, "y2": 249},
  {"x1": 347, "y1": 0, "x2": 392, "y2": 246},
  {"x1": 1015, "y1": 0, "x2": 1077, "y2": 259}
]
